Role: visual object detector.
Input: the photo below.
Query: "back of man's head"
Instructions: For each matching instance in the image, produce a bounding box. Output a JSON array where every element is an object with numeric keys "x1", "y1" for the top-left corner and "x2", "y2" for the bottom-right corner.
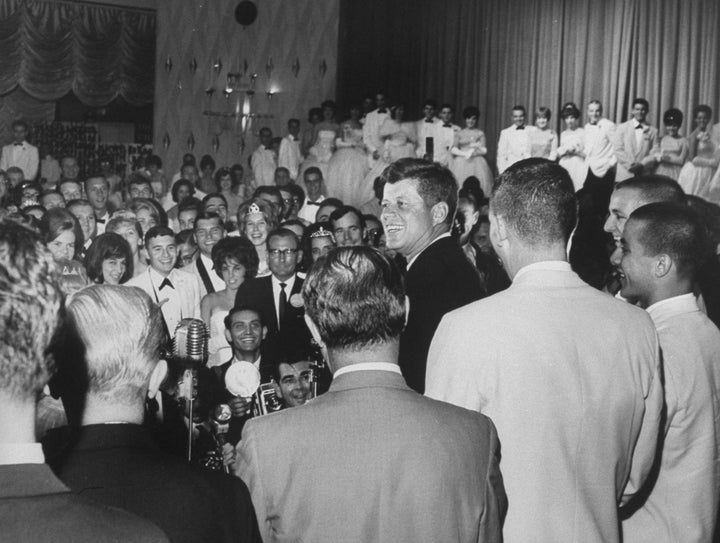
[
  {"x1": 302, "y1": 246, "x2": 405, "y2": 351},
  {"x1": 614, "y1": 175, "x2": 686, "y2": 206},
  {"x1": 0, "y1": 220, "x2": 63, "y2": 399},
  {"x1": 628, "y1": 202, "x2": 710, "y2": 282},
  {"x1": 64, "y1": 285, "x2": 163, "y2": 404},
  {"x1": 491, "y1": 158, "x2": 577, "y2": 246}
]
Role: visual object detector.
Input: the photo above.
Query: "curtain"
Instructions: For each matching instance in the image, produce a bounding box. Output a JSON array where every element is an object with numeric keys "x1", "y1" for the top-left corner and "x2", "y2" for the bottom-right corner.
[
  {"x1": 0, "y1": 0, "x2": 155, "y2": 108},
  {"x1": 337, "y1": 0, "x2": 720, "y2": 168}
]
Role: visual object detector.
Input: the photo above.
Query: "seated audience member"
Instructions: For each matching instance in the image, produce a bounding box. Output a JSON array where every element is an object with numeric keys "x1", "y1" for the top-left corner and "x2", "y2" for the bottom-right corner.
[
  {"x1": 236, "y1": 197, "x2": 279, "y2": 277},
  {"x1": 84, "y1": 232, "x2": 134, "y2": 285},
  {"x1": 329, "y1": 205, "x2": 365, "y2": 247},
  {"x1": 314, "y1": 197, "x2": 343, "y2": 223},
  {"x1": 202, "y1": 237, "x2": 260, "y2": 368},
  {"x1": 297, "y1": 166, "x2": 326, "y2": 223},
  {"x1": 126, "y1": 174, "x2": 154, "y2": 201},
  {"x1": 237, "y1": 246, "x2": 507, "y2": 542},
  {"x1": 235, "y1": 227, "x2": 313, "y2": 361},
  {"x1": 616, "y1": 202, "x2": 720, "y2": 542},
  {"x1": 48, "y1": 285, "x2": 261, "y2": 543},
  {"x1": 299, "y1": 221, "x2": 336, "y2": 272},
  {"x1": 126, "y1": 226, "x2": 202, "y2": 338},
  {"x1": 0, "y1": 220, "x2": 169, "y2": 542},
  {"x1": 177, "y1": 196, "x2": 201, "y2": 231},
  {"x1": 202, "y1": 193, "x2": 230, "y2": 225},
  {"x1": 253, "y1": 185, "x2": 285, "y2": 219},
  {"x1": 426, "y1": 158, "x2": 663, "y2": 542},
  {"x1": 67, "y1": 198, "x2": 97, "y2": 257},
  {"x1": 174, "y1": 229, "x2": 199, "y2": 268},
  {"x1": 127, "y1": 197, "x2": 168, "y2": 235},
  {"x1": 214, "y1": 167, "x2": 243, "y2": 222},
  {"x1": 106, "y1": 215, "x2": 147, "y2": 277},
  {"x1": 39, "y1": 207, "x2": 89, "y2": 294},
  {"x1": 186, "y1": 211, "x2": 227, "y2": 297},
  {"x1": 40, "y1": 188, "x2": 65, "y2": 209},
  {"x1": 58, "y1": 178, "x2": 83, "y2": 202}
]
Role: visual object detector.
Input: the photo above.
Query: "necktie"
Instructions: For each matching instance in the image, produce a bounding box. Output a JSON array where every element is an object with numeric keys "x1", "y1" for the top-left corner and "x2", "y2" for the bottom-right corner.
[
  {"x1": 160, "y1": 278, "x2": 174, "y2": 290},
  {"x1": 279, "y1": 282, "x2": 287, "y2": 326}
]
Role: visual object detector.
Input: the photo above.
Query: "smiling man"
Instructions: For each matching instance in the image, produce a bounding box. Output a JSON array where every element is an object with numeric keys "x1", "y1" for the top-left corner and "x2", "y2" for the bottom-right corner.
[
  {"x1": 329, "y1": 205, "x2": 365, "y2": 247},
  {"x1": 380, "y1": 158, "x2": 483, "y2": 393},
  {"x1": 614, "y1": 98, "x2": 659, "y2": 181},
  {"x1": 186, "y1": 211, "x2": 226, "y2": 296}
]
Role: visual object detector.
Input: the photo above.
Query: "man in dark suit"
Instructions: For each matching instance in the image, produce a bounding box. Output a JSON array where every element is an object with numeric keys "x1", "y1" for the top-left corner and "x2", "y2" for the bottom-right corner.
[
  {"x1": 47, "y1": 284, "x2": 261, "y2": 543},
  {"x1": 380, "y1": 158, "x2": 484, "y2": 392},
  {"x1": 235, "y1": 227, "x2": 313, "y2": 360},
  {"x1": 237, "y1": 246, "x2": 506, "y2": 542},
  {"x1": 0, "y1": 220, "x2": 169, "y2": 542}
]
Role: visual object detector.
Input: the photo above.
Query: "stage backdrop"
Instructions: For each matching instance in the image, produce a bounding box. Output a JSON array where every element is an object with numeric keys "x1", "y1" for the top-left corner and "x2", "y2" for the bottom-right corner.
[
  {"x1": 154, "y1": 0, "x2": 339, "y2": 179},
  {"x1": 338, "y1": 0, "x2": 720, "y2": 171}
]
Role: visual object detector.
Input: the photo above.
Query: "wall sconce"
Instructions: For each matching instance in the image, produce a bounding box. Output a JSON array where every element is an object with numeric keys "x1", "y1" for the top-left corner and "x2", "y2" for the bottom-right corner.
[
  {"x1": 266, "y1": 90, "x2": 275, "y2": 101},
  {"x1": 163, "y1": 132, "x2": 171, "y2": 149},
  {"x1": 265, "y1": 57, "x2": 274, "y2": 78},
  {"x1": 212, "y1": 134, "x2": 220, "y2": 153},
  {"x1": 187, "y1": 133, "x2": 195, "y2": 150},
  {"x1": 250, "y1": 73, "x2": 258, "y2": 89},
  {"x1": 292, "y1": 57, "x2": 300, "y2": 78},
  {"x1": 189, "y1": 58, "x2": 198, "y2": 74},
  {"x1": 164, "y1": 56, "x2": 173, "y2": 73},
  {"x1": 205, "y1": 86, "x2": 215, "y2": 97},
  {"x1": 213, "y1": 58, "x2": 222, "y2": 74}
]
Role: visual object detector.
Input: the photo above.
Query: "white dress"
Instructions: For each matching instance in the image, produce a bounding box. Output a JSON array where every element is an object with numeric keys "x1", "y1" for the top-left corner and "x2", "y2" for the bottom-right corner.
[
  {"x1": 677, "y1": 130, "x2": 719, "y2": 197},
  {"x1": 326, "y1": 127, "x2": 369, "y2": 208},
  {"x1": 207, "y1": 308, "x2": 230, "y2": 368},
  {"x1": 654, "y1": 135, "x2": 689, "y2": 181},
  {"x1": 558, "y1": 128, "x2": 587, "y2": 192},
  {"x1": 450, "y1": 128, "x2": 494, "y2": 196}
]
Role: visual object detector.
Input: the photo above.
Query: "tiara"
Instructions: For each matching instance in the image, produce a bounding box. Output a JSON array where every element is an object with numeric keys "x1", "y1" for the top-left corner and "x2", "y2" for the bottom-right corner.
[
  {"x1": 248, "y1": 202, "x2": 261, "y2": 214},
  {"x1": 310, "y1": 226, "x2": 335, "y2": 241}
]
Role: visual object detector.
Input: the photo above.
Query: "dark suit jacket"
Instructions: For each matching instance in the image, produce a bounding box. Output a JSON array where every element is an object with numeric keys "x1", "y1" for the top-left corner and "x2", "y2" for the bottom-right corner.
[
  {"x1": 234, "y1": 274, "x2": 312, "y2": 361},
  {"x1": 401, "y1": 236, "x2": 484, "y2": 392},
  {"x1": 0, "y1": 463, "x2": 169, "y2": 542},
  {"x1": 238, "y1": 369, "x2": 507, "y2": 542},
  {"x1": 47, "y1": 423, "x2": 261, "y2": 543}
]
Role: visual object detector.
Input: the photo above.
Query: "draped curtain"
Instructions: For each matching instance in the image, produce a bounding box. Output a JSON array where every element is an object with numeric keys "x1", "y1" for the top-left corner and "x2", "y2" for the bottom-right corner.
[
  {"x1": 338, "y1": 0, "x2": 720, "y2": 169},
  {"x1": 0, "y1": 0, "x2": 154, "y2": 112}
]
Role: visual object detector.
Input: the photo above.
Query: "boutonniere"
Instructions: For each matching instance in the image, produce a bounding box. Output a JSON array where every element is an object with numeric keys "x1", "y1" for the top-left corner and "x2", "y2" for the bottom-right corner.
[{"x1": 289, "y1": 293, "x2": 303, "y2": 308}]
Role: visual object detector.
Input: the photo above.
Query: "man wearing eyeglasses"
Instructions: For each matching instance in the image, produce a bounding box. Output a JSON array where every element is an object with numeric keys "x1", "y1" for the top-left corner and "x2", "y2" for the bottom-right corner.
[{"x1": 235, "y1": 227, "x2": 313, "y2": 360}]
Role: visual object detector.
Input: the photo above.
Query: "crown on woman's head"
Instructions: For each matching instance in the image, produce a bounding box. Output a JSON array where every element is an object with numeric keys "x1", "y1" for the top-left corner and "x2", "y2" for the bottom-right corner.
[
  {"x1": 310, "y1": 226, "x2": 334, "y2": 241},
  {"x1": 248, "y1": 202, "x2": 261, "y2": 214}
]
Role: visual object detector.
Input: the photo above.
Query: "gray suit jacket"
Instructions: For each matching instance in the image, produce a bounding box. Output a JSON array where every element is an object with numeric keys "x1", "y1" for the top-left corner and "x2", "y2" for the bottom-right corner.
[
  {"x1": 237, "y1": 368, "x2": 506, "y2": 543},
  {"x1": 614, "y1": 120, "x2": 659, "y2": 181}
]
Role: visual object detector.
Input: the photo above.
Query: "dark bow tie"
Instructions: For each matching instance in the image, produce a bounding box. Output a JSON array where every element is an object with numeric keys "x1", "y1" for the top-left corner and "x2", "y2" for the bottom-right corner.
[
  {"x1": 159, "y1": 278, "x2": 174, "y2": 290},
  {"x1": 377, "y1": 108, "x2": 388, "y2": 114},
  {"x1": 516, "y1": 126, "x2": 525, "y2": 130},
  {"x1": 635, "y1": 124, "x2": 644, "y2": 130},
  {"x1": 13, "y1": 142, "x2": 22, "y2": 146},
  {"x1": 443, "y1": 123, "x2": 452, "y2": 128},
  {"x1": 425, "y1": 119, "x2": 434, "y2": 123},
  {"x1": 96, "y1": 217, "x2": 106, "y2": 224},
  {"x1": 305, "y1": 201, "x2": 321, "y2": 206}
]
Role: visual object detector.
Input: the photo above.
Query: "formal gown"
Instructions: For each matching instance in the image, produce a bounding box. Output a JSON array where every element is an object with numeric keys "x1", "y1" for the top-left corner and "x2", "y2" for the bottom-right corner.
[
  {"x1": 654, "y1": 135, "x2": 689, "y2": 180},
  {"x1": 326, "y1": 128, "x2": 370, "y2": 207},
  {"x1": 207, "y1": 308, "x2": 230, "y2": 368},
  {"x1": 678, "y1": 130, "x2": 719, "y2": 197},
  {"x1": 379, "y1": 119, "x2": 417, "y2": 162},
  {"x1": 450, "y1": 128, "x2": 494, "y2": 196},
  {"x1": 529, "y1": 127, "x2": 559, "y2": 161},
  {"x1": 299, "y1": 129, "x2": 336, "y2": 182},
  {"x1": 558, "y1": 128, "x2": 587, "y2": 192}
]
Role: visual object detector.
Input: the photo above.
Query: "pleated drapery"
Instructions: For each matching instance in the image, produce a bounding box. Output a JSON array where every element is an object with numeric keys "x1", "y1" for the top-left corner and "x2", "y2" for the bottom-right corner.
[{"x1": 0, "y1": 0, "x2": 155, "y2": 108}]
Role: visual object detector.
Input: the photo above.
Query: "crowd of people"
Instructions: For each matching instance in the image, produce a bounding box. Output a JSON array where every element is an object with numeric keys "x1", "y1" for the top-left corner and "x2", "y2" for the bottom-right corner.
[{"x1": 1, "y1": 89, "x2": 720, "y2": 542}]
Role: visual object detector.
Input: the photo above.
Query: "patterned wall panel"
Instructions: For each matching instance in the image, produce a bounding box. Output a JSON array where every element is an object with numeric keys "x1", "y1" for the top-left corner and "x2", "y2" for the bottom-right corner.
[{"x1": 154, "y1": 0, "x2": 338, "y2": 179}]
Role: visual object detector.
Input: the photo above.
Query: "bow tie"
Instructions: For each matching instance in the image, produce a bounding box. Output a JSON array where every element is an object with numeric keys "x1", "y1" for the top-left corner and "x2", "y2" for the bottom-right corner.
[
  {"x1": 425, "y1": 119, "x2": 434, "y2": 123},
  {"x1": 443, "y1": 123, "x2": 452, "y2": 128},
  {"x1": 13, "y1": 142, "x2": 22, "y2": 146},
  {"x1": 306, "y1": 201, "x2": 321, "y2": 206},
  {"x1": 635, "y1": 124, "x2": 644, "y2": 130},
  {"x1": 159, "y1": 278, "x2": 174, "y2": 290},
  {"x1": 96, "y1": 217, "x2": 106, "y2": 224},
  {"x1": 377, "y1": 108, "x2": 388, "y2": 114},
  {"x1": 516, "y1": 126, "x2": 525, "y2": 130}
]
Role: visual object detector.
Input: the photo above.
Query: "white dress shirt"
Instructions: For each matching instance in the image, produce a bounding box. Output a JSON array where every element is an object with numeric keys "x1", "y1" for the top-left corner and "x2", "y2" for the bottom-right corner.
[
  {"x1": 496, "y1": 125, "x2": 531, "y2": 174},
  {"x1": 333, "y1": 362, "x2": 402, "y2": 378},
  {"x1": 584, "y1": 118, "x2": 617, "y2": 177},
  {"x1": 1, "y1": 140, "x2": 39, "y2": 179},
  {"x1": 0, "y1": 443, "x2": 44, "y2": 465},
  {"x1": 297, "y1": 194, "x2": 325, "y2": 223},
  {"x1": 278, "y1": 135, "x2": 302, "y2": 180},
  {"x1": 363, "y1": 109, "x2": 390, "y2": 156}
]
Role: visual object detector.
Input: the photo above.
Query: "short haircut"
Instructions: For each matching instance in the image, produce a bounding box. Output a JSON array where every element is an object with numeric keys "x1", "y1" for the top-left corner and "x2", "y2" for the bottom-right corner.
[
  {"x1": 175, "y1": 229, "x2": 196, "y2": 247},
  {"x1": 199, "y1": 154, "x2": 215, "y2": 171},
  {"x1": 66, "y1": 198, "x2": 93, "y2": 212},
  {"x1": 288, "y1": 118, "x2": 300, "y2": 127},
  {"x1": 237, "y1": 197, "x2": 279, "y2": 234},
  {"x1": 84, "y1": 232, "x2": 134, "y2": 284},
  {"x1": 144, "y1": 225, "x2": 175, "y2": 246},
  {"x1": 63, "y1": 285, "x2": 164, "y2": 403},
  {"x1": 266, "y1": 227, "x2": 300, "y2": 249},
  {"x1": 512, "y1": 105, "x2": 526, "y2": 115},
  {"x1": 211, "y1": 236, "x2": 259, "y2": 280},
  {"x1": 491, "y1": 158, "x2": 577, "y2": 245},
  {"x1": 423, "y1": 98, "x2": 438, "y2": 109},
  {"x1": 84, "y1": 175, "x2": 108, "y2": 190},
  {"x1": 127, "y1": 175, "x2": 152, "y2": 192},
  {"x1": 171, "y1": 179, "x2": 195, "y2": 202},
  {"x1": 694, "y1": 105, "x2": 713, "y2": 119},
  {"x1": 628, "y1": 202, "x2": 710, "y2": 281},
  {"x1": 275, "y1": 166, "x2": 290, "y2": 177},
  {"x1": 11, "y1": 119, "x2": 28, "y2": 131},
  {"x1": 535, "y1": 106, "x2": 552, "y2": 120},
  {"x1": 145, "y1": 154, "x2": 162, "y2": 169},
  {"x1": 463, "y1": 106, "x2": 480, "y2": 119},
  {"x1": 663, "y1": 108, "x2": 684, "y2": 126},
  {"x1": 329, "y1": 205, "x2": 365, "y2": 229},
  {"x1": 213, "y1": 167, "x2": 237, "y2": 190},
  {"x1": 286, "y1": 183, "x2": 306, "y2": 207},
  {"x1": 302, "y1": 246, "x2": 406, "y2": 350},
  {"x1": 224, "y1": 305, "x2": 263, "y2": 330},
  {"x1": 588, "y1": 99, "x2": 603, "y2": 110},
  {"x1": 303, "y1": 166, "x2": 323, "y2": 180},
  {"x1": 58, "y1": 179, "x2": 81, "y2": 192},
  {"x1": 178, "y1": 197, "x2": 202, "y2": 214},
  {"x1": 193, "y1": 211, "x2": 223, "y2": 230},
  {"x1": 614, "y1": 175, "x2": 686, "y2": 206},
  {"x1": 380, "y1": 158, "x2": 458, "y2": 226},
  {"x1": 106, "y1": 216, "x2": 143, "y2": 244},
  {"x1": 633, "y1": 98, "x2": 650, "y2": 110},
  {"x1": 39, "y1": 207, "x2": 84, "y2": 256},
  {"x1": 439, "y1": 103, "x2": 453, "y2": 112},
  {"x1": 269, "y1": 347, "x2": 316, "y2": 383},
  {"x1": 0, "y1": 220, "x2": 63, "y2": 398},
  {"x1": 201, "y1": 193, "x2": 227, "y2": 210}
]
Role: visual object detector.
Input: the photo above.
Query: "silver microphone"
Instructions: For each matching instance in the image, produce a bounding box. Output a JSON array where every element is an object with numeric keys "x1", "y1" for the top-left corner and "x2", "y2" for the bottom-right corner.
[{"x1": 172, "y1": 318, "x2": 208, "y2": 369}]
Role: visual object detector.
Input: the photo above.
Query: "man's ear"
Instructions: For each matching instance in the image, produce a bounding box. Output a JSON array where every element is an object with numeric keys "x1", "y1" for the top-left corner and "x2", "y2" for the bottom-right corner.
[
  {"x1": 403, "y1": 296, "x2": 410, "y2": 328},
  {"x1": 430, "y1": 202, "x2": 449, "y2": 226},
  {"x1": 148, "y1": 359, "x2": 168, "y2": 399},
  {"x1": 262, "y1": 326, "x2": 268, "y2": 340},
  {"x1": 272, "y1": 379, "x2": 283, "y2": 399},
  {"x1": 654, "y1": 254, "x2": 673, "y2": 278},
  {"x1": 489, "y1": 212, "x2": 508, "y2": 246},
  {"x1": 304, "y1": 314, "x2": 323, "y2": 348},
  {"x1": 224, "y1": 328, "x2": 232, "y2": 345}
]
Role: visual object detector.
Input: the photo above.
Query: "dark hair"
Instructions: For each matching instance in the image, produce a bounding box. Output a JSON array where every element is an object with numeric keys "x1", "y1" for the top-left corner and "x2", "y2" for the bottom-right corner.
[
  {"x1": 127, "y1": 174, "x2": 153, "y2": 193},
  {"x1": 439, "y1": 103, "x2": 453, "y2": 112},
  {"x1": 535, "y1": 107, "x2": 552, "y2": 120},
  {"x1": 632, "y1": 98, "x2": 650, "y2": 110},
  {"x1": 303, "y1": 166, "x2": 323, "y2": 180},
  {"x1": 253, "y1": 185, "x2": 285, "y2": 217},
  {"x1": 144, "y1": 225, "x2": 175, "y2": 246},
  {"x1": 380, "y1": 158, "x2": 458, "y2": 226},
  {"x1": 171, "y1": 179, "x2": 196, "y2": 202},
  {"x1": 199, "y1": 154, "x2": 215, "y2": 172},
  {"x1": 287, "y1": 183, "x2": 305, "y2": 208},
  {"x1": 11, "y1": 119, "x2": 28, "y2": 131},
  {"x1": 628, "y1": 202, "x2": 710, "y2": 281},
  {"x1": 614, "y1": 175, "x2": 686, "y2": 206},
  {"x1": 693, "y1": 105, "x2": 712, "y2": 119},
  {"x1": 308, "y1": 107, "x2": 322, "y2": 123},
  {"x1": 224, "y1": 305, "x2": 263, "y2": 331},
  {"x1": 201, "y1": 193, "x2": 228, "y2": 211},
  {"x1": 512, "y1": 105, "x2": 526, "y2": 115},
  {"x1": 561, "y1": 102, "x2": 581, "y2": 119},
  {"x1": 211, "y1": 236, "x2": 259, "y2": 280},
  {"x1": 39, "y1": 207, "x2": 84, "y2": 258},
  {"x1": 213, "y1": 167, "x2": 237, "y2": 190},
  {"x1": 329, "y1": 205, "x2": 365, "y2": 229},
  {"x1": 145, "y1": 155, "x2": 162, "y2": 169},
  {"x1": 463, "y1": 106, "x2": 480, "y2": 120},
  {"x1": 193, "y1": 211, "x2": 223, "y2": 231},
  {"x1": 300, "y1": 221, "x2": 336, "y2": 270},
  {"x1": 302, "y1": 247, "x2": 406, "y2": 350},
  {"x1": 266, "y1": 227, "x2": 300, "y2": 250},
  {"x1": 423, "y1": 98, "x2": 438, "y2": 109},
  {"x1": 178, "y1": 197, "x2": 202, "y2": 214},
  {"x1": 492, "y1": 158, "x2": 577, "y2": 245},
  {"x1": 84, "y1": 232, "x2": 133, "y2": 284},
  {"x1": 663, "y1": 108, "x2": 684, "y2": 127}
]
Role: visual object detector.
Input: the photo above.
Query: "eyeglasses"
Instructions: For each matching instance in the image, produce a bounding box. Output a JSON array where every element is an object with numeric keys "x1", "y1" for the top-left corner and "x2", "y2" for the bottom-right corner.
[{"x1": 269, "y1": 248, "x2": 298, "y2": 258}]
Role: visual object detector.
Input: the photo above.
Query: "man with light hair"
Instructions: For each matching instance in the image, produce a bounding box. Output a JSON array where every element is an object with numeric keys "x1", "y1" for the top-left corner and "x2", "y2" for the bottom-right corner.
[
  {"x1": 238, "y1": 246, "x2": 506, "y2": 542},
  {"x1": 48, "y1": 284, "x2": 261, "y2": 543},
  {"x1": 426, "y1": 158, "x2": 664, "y2": 543},
  {"x1": 0, "y1": 220, "x2": 168, "y2": 542}
]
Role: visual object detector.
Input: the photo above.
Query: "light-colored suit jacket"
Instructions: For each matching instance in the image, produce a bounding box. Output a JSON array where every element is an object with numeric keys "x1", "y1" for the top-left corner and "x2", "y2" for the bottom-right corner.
[
  {"x1": 237, "y1": 368, "x2": 507, "y2": 543},
  {"x1": 426, "y1": 261, "x2": 663, "y2": 543},
  {"x1": 614, "y1": 120, "x2": 659, "y2": 181},
  {"x1": 496, "y1": 125, "x2": 531, "y2": 174},
  {"x1": 1, "y1": 141, "x2": 39, "y2": 179},
  {"x1": 126, "y1": 267, "x2": 201, "y2": 334}
]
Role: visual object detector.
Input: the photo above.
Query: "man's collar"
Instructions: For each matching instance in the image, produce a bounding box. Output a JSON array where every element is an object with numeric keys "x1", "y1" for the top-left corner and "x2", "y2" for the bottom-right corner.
[
  {"x1": 334, "y1": 362, "x2": 402, "y2": 379},
  {"x1": 149, "y1": 266, "x2": 172, "y2": 285},
  {"x1": 200, "y1": 252, "x2": 213, "y2": 268},
  {"x1": 272, "y1": 273, "x2": 296, "y2": 288},
  {"x1": 232, "y1": 354, "x2": 261, "y2": 368},
  {"x1": 514, "y1": 260, "x2": 571, "y2": 280},
  {"x1": 0, "y1": 443, "x2": 44, "y2": 466},
  {"x1": 406, "y1": 232, "x2": 451, "y2": 271}
]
